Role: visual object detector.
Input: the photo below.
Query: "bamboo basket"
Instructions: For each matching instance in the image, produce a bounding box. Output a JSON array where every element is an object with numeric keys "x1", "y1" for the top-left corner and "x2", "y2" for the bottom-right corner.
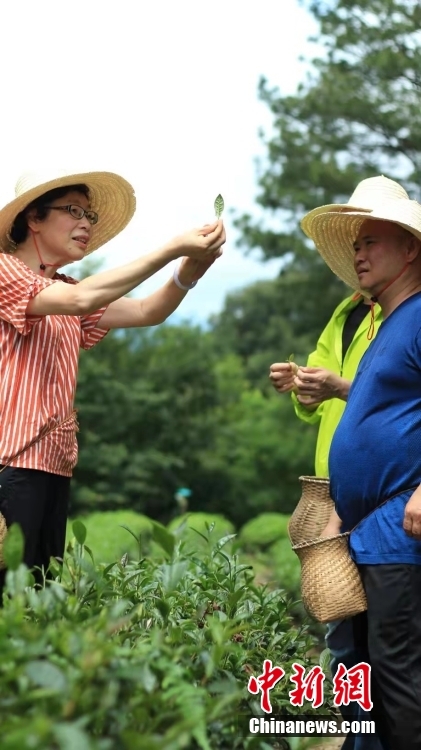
[
  {"x1": 292, "y1": 532, "x2": 367, "y2": 623},
  {"x1": 288, "y1": 476, "x2": 334, "y2": 546}
]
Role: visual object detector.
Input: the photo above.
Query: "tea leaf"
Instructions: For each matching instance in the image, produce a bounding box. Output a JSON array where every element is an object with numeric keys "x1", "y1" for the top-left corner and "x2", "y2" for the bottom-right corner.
[
  {"x1": 151, "y1": 521, "x2": 175, "y2": 558},
  {"x1": 26, "y1": 660, "x2": 67, "y2": 691},
  {"x1": 319, "y1": 647, "x2": 332, "y2": 677},
  {"x1": 72, "y1": 520, "x2": 87, "y2": 545},
  {"x1": 3, "y1": 523, "x2": 24, "y2": 570},
  {"x1": 214, "y1": 194, "x2": 224, "y2": 219}
]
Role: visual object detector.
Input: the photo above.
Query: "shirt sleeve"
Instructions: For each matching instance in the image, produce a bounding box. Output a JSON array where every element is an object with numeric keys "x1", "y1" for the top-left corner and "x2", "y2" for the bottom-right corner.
[
  {"x1": 0, "y1": 254, "x2": 56, "y2": 335},
  {"x1": 55, "y1": 271, "x2": 109, "y2": 350}
]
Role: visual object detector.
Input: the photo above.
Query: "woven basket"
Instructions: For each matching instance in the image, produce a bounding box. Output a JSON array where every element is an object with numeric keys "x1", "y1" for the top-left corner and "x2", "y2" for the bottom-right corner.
[
  {"x1": 288, "y1": 476, "x2": 334, "y2": 546},
  {"x1": 292, "y1": 533, "x2": 367, "y2": 623},
  {"x1": 0, "y1": 512, "x2": 7, "y2": 570}
]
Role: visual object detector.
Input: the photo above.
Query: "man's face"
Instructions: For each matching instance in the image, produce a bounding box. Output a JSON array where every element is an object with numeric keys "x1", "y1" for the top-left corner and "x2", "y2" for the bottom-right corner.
[{"x1": 353, "y1": 219, "x2": 411, "y2": 296}]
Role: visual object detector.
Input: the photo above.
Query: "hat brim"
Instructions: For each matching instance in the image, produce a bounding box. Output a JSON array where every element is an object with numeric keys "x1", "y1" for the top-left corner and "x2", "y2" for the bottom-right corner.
[
  {"x1": 0, "y1": 171, "x2": 136, "y2": 254},
  {"x1": 301, "y1": 207, "x2": 421, "y2": 293}
]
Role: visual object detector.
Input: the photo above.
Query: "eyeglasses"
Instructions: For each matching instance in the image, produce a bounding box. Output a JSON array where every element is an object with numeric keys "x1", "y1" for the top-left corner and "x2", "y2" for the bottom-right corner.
[{"x1": 46, "y1": 204, "x2": 99, "y2": 225}]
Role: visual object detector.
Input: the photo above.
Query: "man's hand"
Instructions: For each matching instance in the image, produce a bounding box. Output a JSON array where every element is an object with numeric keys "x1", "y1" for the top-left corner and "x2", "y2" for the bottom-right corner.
[
  {"x1": 320, "y1": 508, "x2": 343, "y2": 538},
  {"x1": 168, "y1": 220, "x2": 226, "y2": 260},
  {"x1": 294, "y1": 367, "x2": 351, "y2": 405},
  {"x1": 177, "y1": 250, "x2": 223, "y2": 286},
  {"x1": 403, "y1": 486, "x2": 421, "y2": 540},
  {"x1": 269, "y1": 362, "x2": 296, "y2": 394}
]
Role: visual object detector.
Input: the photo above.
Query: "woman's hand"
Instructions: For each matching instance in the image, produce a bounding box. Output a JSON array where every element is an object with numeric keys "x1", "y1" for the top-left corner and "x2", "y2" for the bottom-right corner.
[{"x1": 168, "y1": 220, "x2": 226, "y2": 260}]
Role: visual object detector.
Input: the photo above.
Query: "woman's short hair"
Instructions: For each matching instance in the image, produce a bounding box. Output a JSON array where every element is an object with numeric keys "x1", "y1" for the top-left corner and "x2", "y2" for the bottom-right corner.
[{"x1": 10, "y1": 184, "x2": 90, "y2": 244}]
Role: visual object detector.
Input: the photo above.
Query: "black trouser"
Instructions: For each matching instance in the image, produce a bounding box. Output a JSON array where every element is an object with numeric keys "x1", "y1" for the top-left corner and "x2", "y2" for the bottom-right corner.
[
  {"x1": 355, "y1": 564, "x2": 421, "y2": 750},
  {"x1": 0, "y1": 466, "x2": 70, "y2": 594}
]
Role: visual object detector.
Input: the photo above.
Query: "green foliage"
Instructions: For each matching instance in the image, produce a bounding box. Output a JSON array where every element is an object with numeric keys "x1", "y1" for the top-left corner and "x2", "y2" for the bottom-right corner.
[
  {"x1": 67, "y1": 511, "x2": 153, "y2": 563},
  {"x1": 72, "y1": 328, "x2": 316, "y2": 527},
  {"x1": 268, "y1": 539, "x2": 301, "y2": 600},
  {"x1": 3, "y1": 523, "x2": 25, "y2": 571},
  {"x1": 235, "y1": 0, "x2": 421, "y2": 249},
  {"x1": 168, "y1": 513, "x2": 236, "y2": 552},
  {"x1": 239, "y1": 513, "x2": 290, "y2": 551},
  {"x1": 0, "y1": 521, "x2": 333, "y2": 749}
]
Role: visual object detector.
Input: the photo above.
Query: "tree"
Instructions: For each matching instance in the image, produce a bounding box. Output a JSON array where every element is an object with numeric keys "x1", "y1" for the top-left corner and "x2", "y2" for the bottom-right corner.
[
  {"x1": 73, "y1": 324, "x2": 220, "y2": 521},
  {"x1": 71, "y1": 323, "x2": 316, "y2": 526},
  {"x1": 234, "y1": 0, "x2": 421, "y2": 304}
]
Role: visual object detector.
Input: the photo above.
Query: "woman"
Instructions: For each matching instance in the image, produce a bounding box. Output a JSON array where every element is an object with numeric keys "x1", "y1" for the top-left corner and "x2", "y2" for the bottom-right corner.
[{"x1": 0, "y1": 169, "x2": 225, "y2": 592}]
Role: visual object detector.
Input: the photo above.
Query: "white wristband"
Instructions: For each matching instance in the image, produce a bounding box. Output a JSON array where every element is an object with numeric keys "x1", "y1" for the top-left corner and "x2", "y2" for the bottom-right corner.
[{"x1": 173, "y1": 264, "x2": 198, "y2": 291}]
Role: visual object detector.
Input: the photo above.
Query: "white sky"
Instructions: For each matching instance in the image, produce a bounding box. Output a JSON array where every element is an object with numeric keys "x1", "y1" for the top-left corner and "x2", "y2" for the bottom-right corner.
[{"x1": 0, "y1": 0, "x2": 318, "y2": 323}]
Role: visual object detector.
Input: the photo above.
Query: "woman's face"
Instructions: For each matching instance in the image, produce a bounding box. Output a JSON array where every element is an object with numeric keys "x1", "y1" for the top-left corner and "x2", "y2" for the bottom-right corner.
[{"x1": 29, "y1": 190, "x2": 94, "y2": 264}]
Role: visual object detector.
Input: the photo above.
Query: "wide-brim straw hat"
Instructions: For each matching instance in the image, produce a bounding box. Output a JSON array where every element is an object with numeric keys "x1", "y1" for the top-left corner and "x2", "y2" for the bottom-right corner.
[
  {"x1": 0, "y1": 169, "x2": 136, "y2": 254},
  {"x1": 300, "y1": 175, "x2": 421, "y2": 291}
]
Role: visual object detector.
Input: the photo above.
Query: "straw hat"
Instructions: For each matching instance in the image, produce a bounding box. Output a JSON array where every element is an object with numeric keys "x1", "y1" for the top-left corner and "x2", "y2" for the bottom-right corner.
[
  {"x1": 0, "y1": 169, "x2": 136, "y2": 254},
  {"x1": 300, "y1": 176, "x2": 421, "y2": 291}
]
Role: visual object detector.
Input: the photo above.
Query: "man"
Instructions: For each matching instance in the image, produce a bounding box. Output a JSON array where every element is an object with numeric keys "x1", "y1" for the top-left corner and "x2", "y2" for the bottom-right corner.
[
  {"x1": 0, "y1": 169, "x2": 226, "y2": 596},
  {"x1": 270, "y1": 288, "x2": 382, "y2": 750},
  {"x1": 301, "y1": 175, "x2": 421, "y2": 750}
]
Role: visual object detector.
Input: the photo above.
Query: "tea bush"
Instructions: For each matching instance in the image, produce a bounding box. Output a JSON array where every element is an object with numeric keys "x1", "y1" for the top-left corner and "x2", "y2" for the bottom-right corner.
[
  {"x1": 168, "y1": 513, "x2": 236, "y2": 553},
  {"x1": 66, "y1": 510, "x2": 153, "y2": 563},
  {"x1": 238, "y1": 514, "x2": 290, "y2": 551},
  {"x1": 268, "y1": 539, "x2": 301, "y2": 599},
  {"x1": 0, "y1": 520, "x2": 332, "y2": 750}
]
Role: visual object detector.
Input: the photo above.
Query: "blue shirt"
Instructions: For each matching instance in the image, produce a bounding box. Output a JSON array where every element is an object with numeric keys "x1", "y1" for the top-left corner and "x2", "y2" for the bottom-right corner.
[{"x1": 329, "y1": 293, "x2": 421, "y2": 565}]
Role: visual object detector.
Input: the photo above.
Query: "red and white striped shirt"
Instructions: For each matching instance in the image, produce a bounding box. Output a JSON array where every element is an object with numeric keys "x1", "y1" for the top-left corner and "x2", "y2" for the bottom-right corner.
[{"x1": 0, "y1": 253, "x2": 108, "y2": 476}]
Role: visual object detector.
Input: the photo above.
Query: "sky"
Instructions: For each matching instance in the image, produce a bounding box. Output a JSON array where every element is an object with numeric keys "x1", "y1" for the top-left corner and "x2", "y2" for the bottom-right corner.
[{"x1": 0, "y1": 0, "x2": 318, "y2": 324}]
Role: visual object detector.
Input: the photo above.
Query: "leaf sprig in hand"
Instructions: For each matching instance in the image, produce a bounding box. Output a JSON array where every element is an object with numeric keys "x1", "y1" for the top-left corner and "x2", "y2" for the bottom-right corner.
[
  {"x1": 214, "y1": 194, "x2": 224, "y2": 219},
  {"x1": 286, "y1": 353, "x2": 299, "y2": 375}
]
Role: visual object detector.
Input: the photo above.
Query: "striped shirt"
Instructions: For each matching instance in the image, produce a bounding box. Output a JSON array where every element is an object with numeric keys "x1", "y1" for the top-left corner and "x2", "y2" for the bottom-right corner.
[{"x1": 0, "y1": 253, "x2": 108, "y2": 477}]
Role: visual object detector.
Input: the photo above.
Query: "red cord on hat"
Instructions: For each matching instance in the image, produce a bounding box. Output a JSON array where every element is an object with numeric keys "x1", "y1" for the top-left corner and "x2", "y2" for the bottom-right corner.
[{"x1": 367, "y1": 263, "x2": 410, "y2": 340}]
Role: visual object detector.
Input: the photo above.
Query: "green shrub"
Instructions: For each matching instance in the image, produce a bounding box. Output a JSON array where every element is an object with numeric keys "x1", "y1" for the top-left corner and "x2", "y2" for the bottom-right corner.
[
  {"x1": 67, "y1": 510, "x2": 153, "y2": 563},
  {"x1": 239, "y1": 513, "x2": 290, "y2": 551},
  {"x1": 0, "y1": 519, "x2": 332, "y2": 749},
  {"x1": 168, "y1": 512, "x2": 235, "y2": 551},
  {"x1": 268, "y1": 538, "x2": 301, "y2": 598}
]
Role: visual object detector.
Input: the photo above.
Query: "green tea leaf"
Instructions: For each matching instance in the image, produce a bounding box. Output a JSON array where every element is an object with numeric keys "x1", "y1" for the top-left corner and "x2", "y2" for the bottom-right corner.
[
  {"x1": 26, "y1": 660, "x2": 67, "y2": 691},
  {"x1": 3, "y1": 523, "x2": 24, "y2": 570},
  {"x1": 319, "y1": 647, "x2": 332, "y2": 677},
  {"x1": 287, "y1": 353, "x2": 295, "y2": 362},
  {"x1": 214, "y1": 194, "x2": 224, "y2": 219},
  {"x1": 151, "y1": 522, "x2": 175, "y2": 558},
  {"x1": 54, "y1": 724, "x2": 92, "y2": 750},
  {"x1": 72, "y1": 520, "x2": 87, "y2": 545}
]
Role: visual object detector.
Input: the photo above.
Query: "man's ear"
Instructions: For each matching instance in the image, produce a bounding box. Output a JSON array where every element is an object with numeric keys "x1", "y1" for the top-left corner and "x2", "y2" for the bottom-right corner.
[{"x1": 406, "y1": 235, "x2": 421, "y2": 263}]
